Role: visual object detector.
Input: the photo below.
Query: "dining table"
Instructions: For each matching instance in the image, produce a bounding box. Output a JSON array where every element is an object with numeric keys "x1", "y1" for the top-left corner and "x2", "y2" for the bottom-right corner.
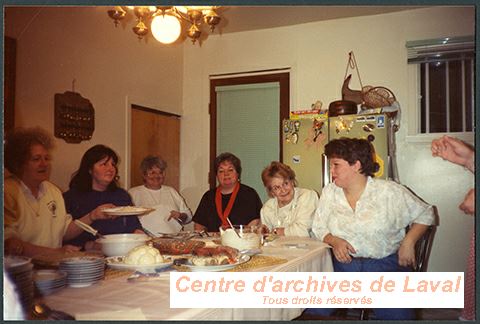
[{"x1": 40, "y1": 236, "x2": 333, "y2": 320}]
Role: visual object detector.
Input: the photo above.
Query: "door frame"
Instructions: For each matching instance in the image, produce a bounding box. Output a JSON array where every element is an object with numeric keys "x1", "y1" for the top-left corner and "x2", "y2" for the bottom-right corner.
[{"x1": 209, "y1": 72, "x2": 290, "y2": 188}]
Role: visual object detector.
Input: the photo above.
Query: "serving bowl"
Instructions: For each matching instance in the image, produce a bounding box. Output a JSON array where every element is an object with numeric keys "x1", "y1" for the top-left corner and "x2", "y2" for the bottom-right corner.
[
  {"x1": 96, "y1": 234, "x2": 150, "y2": 257},
  {"x1": 220, "y1": 225, "x2": 262, "y2": 251}
]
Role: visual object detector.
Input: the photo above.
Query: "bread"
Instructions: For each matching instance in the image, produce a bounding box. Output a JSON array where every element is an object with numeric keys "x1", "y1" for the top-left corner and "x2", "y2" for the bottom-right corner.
[{"x1": 124, "y1": 245, "x2": 164, "y2": 265}]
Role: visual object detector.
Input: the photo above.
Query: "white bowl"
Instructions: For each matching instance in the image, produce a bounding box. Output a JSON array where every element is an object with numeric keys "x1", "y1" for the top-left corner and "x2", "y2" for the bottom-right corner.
[{"x1": 97, "y1": 234, "x2": 149, "y2": 257}]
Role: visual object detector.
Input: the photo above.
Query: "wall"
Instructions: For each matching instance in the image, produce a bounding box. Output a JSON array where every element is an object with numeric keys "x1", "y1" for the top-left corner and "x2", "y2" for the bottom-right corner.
[
  {"x1": 6, "y1": 6, "x2": 475, "y2": 272},
  {"x1": 181, "y1": 6, "x2": 475, "y2": 272},
  {"x1": 6, "y1": 6, "x2": 184, "y2": 190}
]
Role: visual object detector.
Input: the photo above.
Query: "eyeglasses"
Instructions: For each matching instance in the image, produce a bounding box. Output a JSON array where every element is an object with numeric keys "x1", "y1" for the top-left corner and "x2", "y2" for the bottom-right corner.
[
  {"x1": 146, "y1": 169, "x2": 164, "y2": 177},
  {"x1": 270, "y1": 180, "x2": 292, "y2": 194}
]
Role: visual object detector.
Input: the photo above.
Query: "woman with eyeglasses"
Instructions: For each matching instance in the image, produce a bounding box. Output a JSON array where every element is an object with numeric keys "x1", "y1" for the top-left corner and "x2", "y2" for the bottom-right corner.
[
  {"x1": 63, "y1": 145, "x2": 143, "y2": 250},
  {"x1": 193, "y1": 152, "x2": 262, "y2": 232},
  {"x1": 260, "y1": 161, "x2": 318, "y2": 237},
  {"x1": 128, "y1": 155, "x2": 192, "y2": 234}
]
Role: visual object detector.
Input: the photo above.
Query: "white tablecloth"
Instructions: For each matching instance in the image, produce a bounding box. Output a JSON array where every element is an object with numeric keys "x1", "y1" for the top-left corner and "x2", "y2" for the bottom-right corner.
[{"x1": 42, "y1": 236, "x2": 333, "y2": 320}]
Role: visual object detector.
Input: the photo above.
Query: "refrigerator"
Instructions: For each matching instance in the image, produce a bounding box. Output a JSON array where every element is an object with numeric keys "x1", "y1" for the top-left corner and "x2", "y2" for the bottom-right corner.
[
  {"x1": 282, "y1": 112, "x2": 396, "y2": 193},
  {"x1": 282, "y1": 112, "x2": 329, "y2": 195}
]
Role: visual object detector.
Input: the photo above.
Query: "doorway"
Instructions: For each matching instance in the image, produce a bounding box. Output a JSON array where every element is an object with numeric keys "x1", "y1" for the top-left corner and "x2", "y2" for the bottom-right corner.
[
  {"x1": 130, "y1": 104, "x2": 181, "y2": 190},
  {"x1": 209, "y1": 72, "x2": 289, "y2": 201}
]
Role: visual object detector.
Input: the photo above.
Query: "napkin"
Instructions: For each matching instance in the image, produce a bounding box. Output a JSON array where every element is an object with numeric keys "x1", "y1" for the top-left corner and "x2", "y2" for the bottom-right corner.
[{"x1": 75, "y1": 308, "x2": 147, "y2": 320}]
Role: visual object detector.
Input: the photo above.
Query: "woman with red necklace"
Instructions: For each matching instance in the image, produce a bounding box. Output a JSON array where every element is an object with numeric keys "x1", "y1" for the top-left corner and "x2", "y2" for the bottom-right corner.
[{"x1": 193, "y1": 152, "x2": 262, "y2": 232}]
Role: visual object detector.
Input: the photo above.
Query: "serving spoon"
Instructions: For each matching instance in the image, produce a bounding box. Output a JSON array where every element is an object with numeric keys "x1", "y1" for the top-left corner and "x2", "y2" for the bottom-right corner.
[{"x1": 74, "y1": 219, "x2": 104, "y2": 239}]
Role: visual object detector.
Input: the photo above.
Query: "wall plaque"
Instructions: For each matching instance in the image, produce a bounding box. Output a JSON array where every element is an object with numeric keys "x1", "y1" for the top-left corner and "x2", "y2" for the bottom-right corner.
[{"x1": 54, "y1": 91, "x2": 94, "y2": 143}]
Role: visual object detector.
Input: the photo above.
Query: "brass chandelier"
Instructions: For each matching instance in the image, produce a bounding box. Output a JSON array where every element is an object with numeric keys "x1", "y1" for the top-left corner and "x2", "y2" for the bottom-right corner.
[{"x1": 107, "y1": 6, "x2": 221, "y2": 45}]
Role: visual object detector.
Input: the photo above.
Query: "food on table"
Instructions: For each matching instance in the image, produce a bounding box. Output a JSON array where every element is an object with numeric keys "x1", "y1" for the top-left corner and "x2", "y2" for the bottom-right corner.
[
  {"x1": 124, "y1": 244, "x2": 164, "y2": 265},
  {"x1": 191, "y1": 246, "x2": 239, "y2": 266},
  {"x1": 152, "y1": 238, "x2": 206, "y2": 255}
]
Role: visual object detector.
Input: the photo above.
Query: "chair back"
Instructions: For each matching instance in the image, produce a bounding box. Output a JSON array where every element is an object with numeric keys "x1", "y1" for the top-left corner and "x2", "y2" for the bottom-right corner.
[{"x1": 412, "y1": 225, "x2": 436, "y2": 272}]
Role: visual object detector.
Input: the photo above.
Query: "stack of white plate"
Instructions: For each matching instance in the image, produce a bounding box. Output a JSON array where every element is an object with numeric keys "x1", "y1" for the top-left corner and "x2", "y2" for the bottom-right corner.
[
  {"x1": 5, "y1": 256, "x2": 34, "y2": 313},
  {"x1": 33, "y1": 270, "x2": 67, "y2": 296},
  {"x1": 59, "y1": 256, "x2": 105, "y2": 288}
]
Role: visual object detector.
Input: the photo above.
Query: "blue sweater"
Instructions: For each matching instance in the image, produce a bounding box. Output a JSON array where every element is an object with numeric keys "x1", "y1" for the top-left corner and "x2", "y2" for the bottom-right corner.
[{"x1": 63, "y1": 188, "x2": 141, "y2": 248}]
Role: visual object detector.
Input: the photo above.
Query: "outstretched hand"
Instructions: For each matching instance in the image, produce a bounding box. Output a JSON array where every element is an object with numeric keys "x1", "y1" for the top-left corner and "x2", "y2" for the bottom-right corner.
[{"x1": 431, "y1": 135, "x2": 474, "y2": 171}]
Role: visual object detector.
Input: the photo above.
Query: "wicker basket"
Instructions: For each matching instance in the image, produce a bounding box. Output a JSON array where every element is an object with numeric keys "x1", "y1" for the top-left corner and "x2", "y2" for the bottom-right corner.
[{"x1": 362, "y1": 86, "x2": 396, "y2": 109}]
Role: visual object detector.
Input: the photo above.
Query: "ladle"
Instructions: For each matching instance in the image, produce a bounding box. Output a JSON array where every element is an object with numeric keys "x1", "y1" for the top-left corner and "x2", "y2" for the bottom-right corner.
[{"x1": 226, "y1": 217, "x2": 241, "y2": 238}]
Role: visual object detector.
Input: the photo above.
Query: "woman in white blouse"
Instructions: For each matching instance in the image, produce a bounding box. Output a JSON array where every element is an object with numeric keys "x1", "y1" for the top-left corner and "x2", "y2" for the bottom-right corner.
[
  {"x1": 308, "y1": 138, "x2": 435, "y2": 320},
  {"x1": 260, "y1": 161, "x2": 318, "y2": 237},
  {"x1": 128, "y1": 156, "x2": 192, "y2": 234}
]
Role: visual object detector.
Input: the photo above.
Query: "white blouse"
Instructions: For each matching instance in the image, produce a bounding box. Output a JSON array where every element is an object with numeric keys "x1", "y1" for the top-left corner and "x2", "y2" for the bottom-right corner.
[
  {"x1": 128, "y1": 185, "x2": 192, "y2": 234},
  {"x1": 261, "y1": 187, "x2": 319, "y2": 237},
  {"x1": 312, "y1": 177, "x2": 435, "y2": 258}
]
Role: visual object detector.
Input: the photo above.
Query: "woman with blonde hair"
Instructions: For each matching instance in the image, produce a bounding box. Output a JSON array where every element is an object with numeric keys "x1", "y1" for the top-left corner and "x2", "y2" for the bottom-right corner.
[
  {"x1": 4, "y1": 127, "x2": 108, "y2": 256},
  {"x1": 260, "y1": 161, "x2": 318, "y2": 237}
]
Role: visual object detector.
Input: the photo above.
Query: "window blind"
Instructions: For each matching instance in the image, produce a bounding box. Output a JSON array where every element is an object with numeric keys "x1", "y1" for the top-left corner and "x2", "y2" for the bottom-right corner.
[{"x1": 406, "y1": 35, "x2": 474, "y2": 64}]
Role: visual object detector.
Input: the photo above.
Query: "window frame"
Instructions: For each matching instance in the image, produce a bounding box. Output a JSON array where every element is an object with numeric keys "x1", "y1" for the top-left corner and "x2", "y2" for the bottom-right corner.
[{"x1": 406, "y1": 62, "x2": 474, "y2": 144}]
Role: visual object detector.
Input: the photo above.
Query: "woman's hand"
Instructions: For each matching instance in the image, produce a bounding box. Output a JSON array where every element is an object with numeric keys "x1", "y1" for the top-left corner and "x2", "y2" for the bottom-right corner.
[
  {"x1": 273, "y1": 227, "x2": 285, "y2": 236},
  {"x1": 168, "y1": 210, "x2": 187, "y2": 223},
  {"x1": 89, "y1": 203, "x2": 117, "y2": 221},
  {"x1": 59, "y1": 244, "x2": 81, "y2": 253},
  {"x1": 398, "y1": 240, "x2": 416, "y2": 268},
  {"x1": 431, "y1": 135, "x2": 474, "y2": 171},
  {"x1": 5, "y1": 237, "x2": 24, "y2": 255},
  {"x1": 460, "y1": 188, "x2": 475, "y2": 215},
  {"x1": 84, "y1": 241, "x2": 102, "y2": 252},
  {"x1": 325, "y1": 234, "x2": 356, "y2": 263}
]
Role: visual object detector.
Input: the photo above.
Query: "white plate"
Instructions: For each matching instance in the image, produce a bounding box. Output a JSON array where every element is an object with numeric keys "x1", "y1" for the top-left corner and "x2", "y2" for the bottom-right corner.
[
  {"x1": 105, "y1": 256, "x2": 173, "y2": 273},
  {"x1": 102, "y1": 206, "x2": 153, "y2": 216},
  {"x1": 184, "y1": 255, "x2": 250, "y2": 272}
]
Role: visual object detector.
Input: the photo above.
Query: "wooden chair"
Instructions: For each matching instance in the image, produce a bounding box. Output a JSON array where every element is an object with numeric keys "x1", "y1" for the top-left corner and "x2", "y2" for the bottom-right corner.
[
  {"x1": 296, "y1": 225, "x2": 436, "y2": 321},
  {"x1": 354, "y1": 225, "x2": 436, "y2": 320}
]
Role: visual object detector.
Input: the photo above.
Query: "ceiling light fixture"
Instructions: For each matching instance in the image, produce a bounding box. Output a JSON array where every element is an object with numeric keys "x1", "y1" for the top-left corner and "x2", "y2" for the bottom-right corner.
[{"x1": 107, "y1": 6, "x2": 222, "y2": 45}]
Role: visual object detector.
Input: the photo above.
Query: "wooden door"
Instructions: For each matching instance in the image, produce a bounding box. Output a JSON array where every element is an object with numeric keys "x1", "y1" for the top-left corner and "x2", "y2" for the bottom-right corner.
[
  {"x1": 4, "y1": 36, "x2": 16, "y2": 134},
  {"x1": 130, "y1": 105, "x2": 180, "y2": 190}
]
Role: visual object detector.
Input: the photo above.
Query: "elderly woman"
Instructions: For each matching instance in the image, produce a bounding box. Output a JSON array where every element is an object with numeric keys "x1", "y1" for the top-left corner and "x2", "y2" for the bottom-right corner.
[
  {"x1": 260, "y1": 161, "x2": 318, "y2": 237},
  {"x1": 128, "y1": 155, "x2": 192, "y2": 234},
  {"x1": 63, "y1": 145, "x2": 143, "y2": 249},
  {"x1": 308, "y1": 138, "x2": 435, "y2": 320},
  {"x1": 193, "y1": 152, "x2": 262, "y2": 232},
  {"x1": 3, "y1": 127, "x2": 107, "y2": 257}
]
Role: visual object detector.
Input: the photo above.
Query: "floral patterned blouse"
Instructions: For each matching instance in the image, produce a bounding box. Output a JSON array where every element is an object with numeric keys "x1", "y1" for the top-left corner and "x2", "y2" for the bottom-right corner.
[{"x1": 312, "y1": 177, "x2": 435, "y2": 258}]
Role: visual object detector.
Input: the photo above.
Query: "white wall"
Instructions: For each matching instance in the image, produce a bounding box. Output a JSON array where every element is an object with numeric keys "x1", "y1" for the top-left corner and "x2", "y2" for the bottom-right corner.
[
  {"x1": 7, "y1": 6, "x2": 184, "y2": 190},
  {"x1": 6, "y1": 6, "x2": 474, "y2": 272},
  {"x1": 181, "y1": 6, "x2": 475, "y2": 272}
]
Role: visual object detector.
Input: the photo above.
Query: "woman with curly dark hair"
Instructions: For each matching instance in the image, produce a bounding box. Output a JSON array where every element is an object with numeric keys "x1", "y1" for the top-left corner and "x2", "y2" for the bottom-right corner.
[
  {"x1": 3, "y1": 127, "x2": 104, "y2": 257},
  {"x1": 307, "y1": 138, "x2": 435, "y2": 320},
  {"x1": 63, "y1": 144, "x2": 142, "y2": 249}
]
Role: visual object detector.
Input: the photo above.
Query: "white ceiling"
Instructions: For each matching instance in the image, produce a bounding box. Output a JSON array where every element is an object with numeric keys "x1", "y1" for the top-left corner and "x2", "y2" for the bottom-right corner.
[
  {"x1": 5, "y1": 5, "x2": 426, "y2": 39},
  {"x1": 218, "y1": 6, "x2": 426, "y2": 33}
]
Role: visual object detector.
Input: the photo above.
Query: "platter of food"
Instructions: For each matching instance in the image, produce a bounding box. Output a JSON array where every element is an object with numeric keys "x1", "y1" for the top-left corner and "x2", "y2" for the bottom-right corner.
[
  {"x1": 184, "y1": 254, "x2": 250, "y2": 272},
  {"x1": 105, "y1": 256, "x2": 173, "y2": 272},
  {"x1": 102, "y1": 206, "x2": 153, "y2": 216},
  {"x1": 105, "y1": 244, "x2": 172, "y2": 272},
  {"x1": 182, "y1": 245, "x2": 250, "y2": 272}
]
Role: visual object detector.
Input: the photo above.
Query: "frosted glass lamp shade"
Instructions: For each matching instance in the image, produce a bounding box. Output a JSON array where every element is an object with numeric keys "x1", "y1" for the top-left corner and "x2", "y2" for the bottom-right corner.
[{"x1": 151, "y1": 15, "x2": 181, "y2": 44}]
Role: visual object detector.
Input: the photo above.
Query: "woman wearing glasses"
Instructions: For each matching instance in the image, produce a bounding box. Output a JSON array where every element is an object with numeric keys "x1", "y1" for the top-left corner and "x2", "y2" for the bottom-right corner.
[
  {"x1": 128, "y1": 155, "x2": 192, "y2": 234},
  {"x1": 260, "y1": 161, "x2": 318, "y2": 237}
]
